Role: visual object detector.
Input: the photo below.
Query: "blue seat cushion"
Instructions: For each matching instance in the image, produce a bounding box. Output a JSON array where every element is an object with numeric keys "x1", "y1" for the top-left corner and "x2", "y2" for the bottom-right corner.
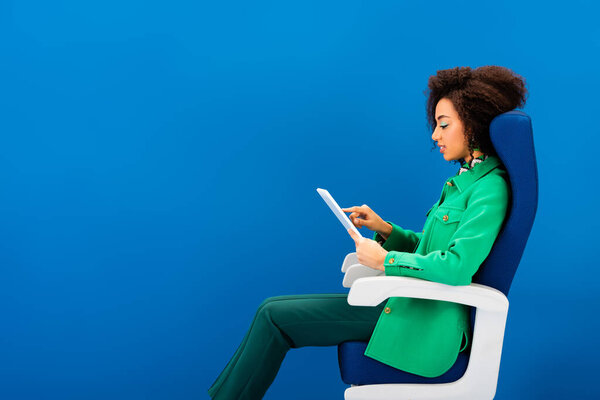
[{"x1": 338, "y1": 341, "x2": 469, "y2": 385}]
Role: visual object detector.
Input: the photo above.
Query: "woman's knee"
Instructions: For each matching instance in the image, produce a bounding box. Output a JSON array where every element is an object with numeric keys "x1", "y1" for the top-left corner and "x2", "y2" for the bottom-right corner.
[
  {"x1": 257, "y1": 296, "x2": 284, "y2": 316},
  {"x1": 256, "y1": 296, "x2": 303, "y2": 329},
  {"x1": 257, "y1": 294, "x2": 302, "y2": 312},
  {"x1": 259, "y1": 295, "x2": 284, "y2": 307},
  {"x1": 258, "y1": 295, "x2": 285, "y2": 313},
  {"x1": 254, "y1": 296, "x2": 279, "y2": 323}
]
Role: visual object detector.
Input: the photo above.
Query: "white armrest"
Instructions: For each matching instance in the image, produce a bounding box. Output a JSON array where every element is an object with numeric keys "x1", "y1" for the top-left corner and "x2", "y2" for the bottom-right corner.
[
  {"x1": 347, "y1": 276, "x2": 507, "y2": 312},
  {"x1": 342, "y1": 264, "x2": 384, "y2": 288},
  {"x1": 341, "y1": 252, "x2": 359, "y2": 273}
]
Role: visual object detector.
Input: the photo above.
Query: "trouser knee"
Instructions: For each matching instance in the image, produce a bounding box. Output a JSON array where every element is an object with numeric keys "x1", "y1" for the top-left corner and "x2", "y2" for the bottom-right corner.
[
  {"x1": 257, "y1": 296, "x2": 284, "y2": 321},
  {"x1": 255, "y1": 296, "x2": 295, "y2": 346},
  {"x1": 257, "y1": 295, "x2": 292, "y2": 320}
]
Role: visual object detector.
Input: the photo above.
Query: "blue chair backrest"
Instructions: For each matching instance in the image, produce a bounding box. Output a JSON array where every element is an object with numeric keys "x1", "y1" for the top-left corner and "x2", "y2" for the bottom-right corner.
[{"x1": 471, "y1": 110, "x2": 538, "y2": 296}]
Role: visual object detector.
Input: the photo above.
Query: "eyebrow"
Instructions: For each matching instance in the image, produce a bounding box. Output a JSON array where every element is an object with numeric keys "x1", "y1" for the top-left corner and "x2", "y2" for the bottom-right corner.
[{"x1": 436, "y1": 115, "x2": 450, "y2": 120}]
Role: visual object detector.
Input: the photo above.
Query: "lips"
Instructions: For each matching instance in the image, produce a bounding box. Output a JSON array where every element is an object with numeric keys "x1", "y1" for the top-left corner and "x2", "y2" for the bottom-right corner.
[{"x1": 438, "y1": 144, "x2": 446, "y2": 153}]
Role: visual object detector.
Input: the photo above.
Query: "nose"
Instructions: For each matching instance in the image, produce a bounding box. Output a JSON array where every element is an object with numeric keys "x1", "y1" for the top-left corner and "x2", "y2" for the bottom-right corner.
[{"x1": 432, "y1": 127, "x2": 441, "y2": 141}]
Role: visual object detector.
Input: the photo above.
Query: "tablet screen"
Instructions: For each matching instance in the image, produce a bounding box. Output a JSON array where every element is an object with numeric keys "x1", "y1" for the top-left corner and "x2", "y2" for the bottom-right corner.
[{"x1": 316, "y1": 188, "x2": 363, "y2": 238}]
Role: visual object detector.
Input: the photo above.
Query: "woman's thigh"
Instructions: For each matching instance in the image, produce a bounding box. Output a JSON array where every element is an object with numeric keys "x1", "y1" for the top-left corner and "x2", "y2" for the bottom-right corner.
[{"x1": 258, "y1": 293, "x2": 385, "y2": 348}]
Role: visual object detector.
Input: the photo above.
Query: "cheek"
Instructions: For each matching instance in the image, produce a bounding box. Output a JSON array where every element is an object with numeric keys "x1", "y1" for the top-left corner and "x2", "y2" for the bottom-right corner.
[{"x1": 448, "y1": 130, "x2": 465, "y2": 149}]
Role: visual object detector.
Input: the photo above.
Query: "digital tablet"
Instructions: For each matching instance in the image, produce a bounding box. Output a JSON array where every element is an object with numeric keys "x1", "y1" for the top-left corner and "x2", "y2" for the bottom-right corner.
[{"x1": 316, "y1": 188, "x2": 363, "y2": 238}]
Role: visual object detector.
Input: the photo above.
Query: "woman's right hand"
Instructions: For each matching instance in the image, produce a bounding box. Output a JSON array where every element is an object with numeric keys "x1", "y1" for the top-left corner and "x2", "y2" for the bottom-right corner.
[{"x1": 341, "y1": 204, "x2": 393, "y2": 238}]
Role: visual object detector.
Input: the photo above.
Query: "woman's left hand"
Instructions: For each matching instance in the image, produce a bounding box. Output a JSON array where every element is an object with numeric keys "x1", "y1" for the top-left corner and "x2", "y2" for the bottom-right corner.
[{"x1": 347, "y1": 229, "x2": 388, "y2": 271}]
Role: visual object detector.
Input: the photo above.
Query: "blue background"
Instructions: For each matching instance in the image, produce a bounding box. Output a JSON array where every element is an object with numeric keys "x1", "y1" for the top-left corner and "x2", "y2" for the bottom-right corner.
[{"x1": 1, "y1": 1, "x2": 598, "y2": 399}]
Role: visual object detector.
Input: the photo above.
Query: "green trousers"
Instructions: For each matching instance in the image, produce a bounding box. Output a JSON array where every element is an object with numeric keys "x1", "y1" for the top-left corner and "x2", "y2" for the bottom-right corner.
[{"x1": 207, "y1": 293, "x2": 386, "y2": 400}]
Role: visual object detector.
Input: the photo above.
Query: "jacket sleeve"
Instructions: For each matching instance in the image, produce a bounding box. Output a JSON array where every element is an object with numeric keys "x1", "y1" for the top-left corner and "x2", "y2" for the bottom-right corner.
[
  {"x1": 373, "y1": 221, "x2": 422, "y2": 253},
  {"x1": 383, "y1": 178, "x2": 509, "y2": 286}
]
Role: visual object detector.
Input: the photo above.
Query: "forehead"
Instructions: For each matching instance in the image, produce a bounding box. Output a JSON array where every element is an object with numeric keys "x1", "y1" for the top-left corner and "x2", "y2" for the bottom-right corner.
[{"x1": 435, "y1": 98, "x2": 458, "y2": 118}]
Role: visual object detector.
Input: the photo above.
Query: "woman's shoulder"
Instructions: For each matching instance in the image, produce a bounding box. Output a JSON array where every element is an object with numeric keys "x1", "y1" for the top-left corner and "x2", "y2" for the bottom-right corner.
[
  {"x1": 483, "y1": 163, "x2": 509, "y2": 181},
  {"x1": 473, "y1": 166, "x2": 511, "y2": 200}
]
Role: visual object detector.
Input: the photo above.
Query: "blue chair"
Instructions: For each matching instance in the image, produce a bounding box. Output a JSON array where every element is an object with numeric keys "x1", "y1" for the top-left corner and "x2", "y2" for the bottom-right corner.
[{"x1": 338, "y1": 110, "x2": 538, "y2": 399}]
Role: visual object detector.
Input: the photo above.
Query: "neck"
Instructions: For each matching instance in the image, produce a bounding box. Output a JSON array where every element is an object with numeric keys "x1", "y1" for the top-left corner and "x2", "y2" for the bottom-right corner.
[{"x1": 464, "y1": 150, "x2": 484, "y2": 163}]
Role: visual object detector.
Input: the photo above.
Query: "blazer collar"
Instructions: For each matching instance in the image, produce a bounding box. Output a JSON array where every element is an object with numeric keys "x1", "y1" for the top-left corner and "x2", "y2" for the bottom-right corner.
[{"x1": 447, "y1": 155, "x2": 503, "y2": 193}]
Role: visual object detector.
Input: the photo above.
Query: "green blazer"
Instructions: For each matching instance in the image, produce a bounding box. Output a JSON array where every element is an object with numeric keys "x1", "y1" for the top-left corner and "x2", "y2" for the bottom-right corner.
[{"x1": 363, "y1": 155, "x2": 510, "y2": 377}]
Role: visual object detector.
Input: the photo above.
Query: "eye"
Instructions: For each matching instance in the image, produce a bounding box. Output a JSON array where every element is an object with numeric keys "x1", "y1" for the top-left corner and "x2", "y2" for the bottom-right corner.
[{"x1": 440, "y1": 122, "x2": 449, "y2": 129}]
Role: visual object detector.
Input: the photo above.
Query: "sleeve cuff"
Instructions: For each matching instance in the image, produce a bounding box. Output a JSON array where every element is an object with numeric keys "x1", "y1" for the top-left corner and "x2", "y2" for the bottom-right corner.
[
  {"x1": 384, "y1": 252, "x2": 404, "y2": 276},
  {"x1": 372, "y1": 221, "x2": 397, "y2": 250},
  {"x1": 373, "y1": 230, "x2": 388, "y2": 246},
  {"x1": 373, "y1": 221, "x2": 422, "y2": 253},
  {"x1": 384, "y1": 252, "x2": 424, "y2": 276}
]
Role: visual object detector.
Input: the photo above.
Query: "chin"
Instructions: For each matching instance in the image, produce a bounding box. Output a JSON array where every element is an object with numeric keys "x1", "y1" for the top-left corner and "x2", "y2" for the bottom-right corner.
[{"x1": 442, "y1": 152, "x2": 460, "y2": 162}]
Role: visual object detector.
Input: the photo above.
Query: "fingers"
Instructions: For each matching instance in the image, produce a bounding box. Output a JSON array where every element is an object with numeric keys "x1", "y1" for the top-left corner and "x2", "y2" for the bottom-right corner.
[
  {"x1": 343, "y1": 207, "x2": 368, "y2": 217},
  {"x1": 344, "y1": 205, "x2": 374, "y2": 229},
  {"x1": 347, "y1": 212, "x2": 363, "y2": 227},
  {"x1": 350, "y1": 211, "x2": 370, "y2": 225},
  {"x1": 342, "y1": 206, "x2": 367, "y2": 213},
  {"x1": 342, "y1": 206, "x2": 365, "y2": 213}
]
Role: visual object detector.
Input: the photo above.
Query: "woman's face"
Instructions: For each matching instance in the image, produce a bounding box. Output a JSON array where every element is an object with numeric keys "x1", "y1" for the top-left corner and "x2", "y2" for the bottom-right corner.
[{"x1": 431, "y1": 97, "x2": 473, "y2": 162}]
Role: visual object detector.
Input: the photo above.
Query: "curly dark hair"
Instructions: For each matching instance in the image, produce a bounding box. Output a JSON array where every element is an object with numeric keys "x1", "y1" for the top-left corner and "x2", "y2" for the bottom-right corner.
[{"x1": 424, "y1": 65, "x2": 528, "y2": 162}]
